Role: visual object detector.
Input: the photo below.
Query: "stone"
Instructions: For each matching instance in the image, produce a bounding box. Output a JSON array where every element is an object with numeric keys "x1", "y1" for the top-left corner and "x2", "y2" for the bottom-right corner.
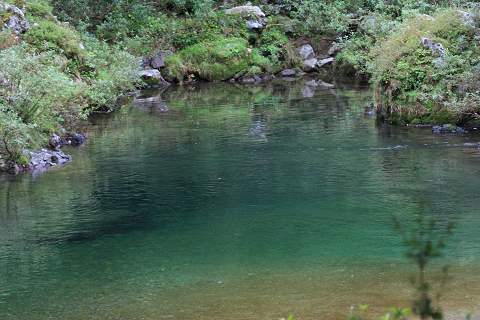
[
  {"x1": 432, "y1": 124, "x2": 467, "y2": 133},
  {"x1": 49, "y1": 133, "x2": 62, "y2": 150},
  {"x1": 66, "y1": 133, "x2": 86, "y2": 146},
  {"x1": 246, "y1": 20, "x2": 263, "y2": 29},
  {"x1": 151, "y1": 53, "x2": 165, "y2": 69},
  {"x1": 278, "y1": 69, "x2": 296, "y2": 76},
  {"x1": 225, "y1": 5, "x2": 265, "y2": 17},
  {"x1": 303, "y1": 58, "x2": 318, "y2": 71},
  {"x1": 0, "y1": 2, "x2": 30, "y2": 35},
  {"x1": 139, "y1": 69, "x2": 165, "y2": 85},
  {"x1": 327, "y1": 43, "x2": 341, "y2": 56},
  {"x1": 458, "y1": 10, "x2": 475, "y2": 28},
  {"x1": 419, "y1": 38, "x2": 444, "y2": 57},
  {"x1": 317, "y1": 57, "x2": 336, "y2": 68},
  {"x1": 299, "y1": 44, "x2": 315, "y2": 60}
]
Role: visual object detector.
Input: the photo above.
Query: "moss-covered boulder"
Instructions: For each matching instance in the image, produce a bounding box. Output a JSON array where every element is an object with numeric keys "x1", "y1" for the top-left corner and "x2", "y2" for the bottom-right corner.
[{"x1": 179, "y1": 37, "x2": 253, "y2": 81}]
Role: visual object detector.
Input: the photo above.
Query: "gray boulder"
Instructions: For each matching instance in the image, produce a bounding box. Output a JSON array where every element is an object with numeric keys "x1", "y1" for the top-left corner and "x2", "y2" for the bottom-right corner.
[
  {"x1": 317, "y1": 57, "x2": 336, "y2": 68},
  {"x1": 151, "y1": 53, "x2": 165, "y2": 69},
  {"x1": 278, "y1": 69, "x2": 296, "y2": 76},
  {"x1": 246, "y1": 20, "x2": 263, "y2": 29},
  {"x1": 419, "y1": 38, "x2": 444, "y2": 57},
  {"x1": 302, "y1": 58, "x2": 318, "y2": 71},
  {"x1": 299, "y1": 44, "x2": 315, "y2": 60},
  {"x1": 327, "y1": 43, "x2": 341, "y2": 56},
  {"x1": 225, "y1": 5, "x2": 265, "y2": 16},
  {"x1": 28, "y1": 149, "x2": 72, "y2": 168},
  {"x1": 139, "y1": 69, "x2": 165, "y2": 85},
  {"x1": 0, "y1": 2, "x2": 29, "y2": 35}
]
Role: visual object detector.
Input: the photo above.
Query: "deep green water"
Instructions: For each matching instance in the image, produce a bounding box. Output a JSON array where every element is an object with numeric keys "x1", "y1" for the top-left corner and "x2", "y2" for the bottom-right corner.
[{"x1": 1, "y1": 77, "x2": 480, "y2": 319}]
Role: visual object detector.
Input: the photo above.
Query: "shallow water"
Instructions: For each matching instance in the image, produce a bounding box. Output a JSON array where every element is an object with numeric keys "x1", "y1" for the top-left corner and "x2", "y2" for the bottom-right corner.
[{"x1": 1, "y1": 76, "x2": 480, "y2": 319}]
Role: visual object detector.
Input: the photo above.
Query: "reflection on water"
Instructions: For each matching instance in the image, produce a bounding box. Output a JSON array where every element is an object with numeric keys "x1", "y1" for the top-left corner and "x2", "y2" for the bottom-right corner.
[{"x1": 1, "y1": 76, "x2": 480, "y2": 319}]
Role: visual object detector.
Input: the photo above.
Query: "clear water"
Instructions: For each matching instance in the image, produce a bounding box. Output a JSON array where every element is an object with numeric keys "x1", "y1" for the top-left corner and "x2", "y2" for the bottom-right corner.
[{"x1": 1, "y1": 77, "x2": 480, "y2": 319}]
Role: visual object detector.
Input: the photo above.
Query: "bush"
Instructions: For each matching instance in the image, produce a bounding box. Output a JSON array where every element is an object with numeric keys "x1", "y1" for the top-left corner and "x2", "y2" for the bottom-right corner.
[
  {"x1": 366, "y1": 9, "x2": 480, "y2": 123},
  {"x1": 0, "y1": 45, "x2": 89, "y2": 159}
]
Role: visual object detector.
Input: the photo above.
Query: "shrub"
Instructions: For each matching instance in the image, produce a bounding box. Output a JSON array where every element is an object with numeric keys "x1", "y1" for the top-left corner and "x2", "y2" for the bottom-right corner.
[
  {"x1": 367, "y1": 9, "x2": 480, "y2": 123},
  {"x1": 0, "y1": 45, "x2": 89, "y2": 159}
]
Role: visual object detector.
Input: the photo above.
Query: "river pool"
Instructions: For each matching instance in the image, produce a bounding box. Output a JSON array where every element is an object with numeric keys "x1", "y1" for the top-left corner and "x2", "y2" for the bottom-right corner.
[{"x1": 0, "y1": 76, "x2": 479, "y2": 319}]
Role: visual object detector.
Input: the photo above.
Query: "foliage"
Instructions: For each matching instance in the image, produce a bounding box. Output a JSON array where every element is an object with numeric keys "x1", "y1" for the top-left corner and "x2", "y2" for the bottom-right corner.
[
  {"x1": 22, "y1": 19, "x2": 83, "y2": 58},
  {"x1": 0, "y1": 45, "x2": 89, "y2": 159},
  {"x1": 258, "y1": 27, "x2": 299, "y2": 72},
  {"x1": 78, "y1": 33, "x2": 142, "y2": 107},
  {"x1": 365, "y1": 9, "x2": 480, "y2": 124},
  {"x1": 392, "y1": 196, "x2": 454, "y2": 320}
]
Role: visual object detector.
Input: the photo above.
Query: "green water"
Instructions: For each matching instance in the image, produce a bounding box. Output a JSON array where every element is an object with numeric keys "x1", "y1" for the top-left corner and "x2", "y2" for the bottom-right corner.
[{"x1": 1, "y1": 77, "x2": 480, "y2": 319}]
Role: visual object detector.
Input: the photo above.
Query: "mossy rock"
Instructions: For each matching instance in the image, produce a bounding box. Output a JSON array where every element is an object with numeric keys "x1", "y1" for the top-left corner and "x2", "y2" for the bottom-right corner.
[
  {"x1": 164, "y1": 54, "x2": 186, "y2": 83},
  {"x1": 179, "y1": 37, "x2": 253, "y2": 81}
]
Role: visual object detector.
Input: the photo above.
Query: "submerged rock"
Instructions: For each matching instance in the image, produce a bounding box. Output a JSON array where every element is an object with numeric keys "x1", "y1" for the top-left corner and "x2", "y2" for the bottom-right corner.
[
  {"x1": 29, "y1": 149, "x2": 72, "y2": 168},
  {"x1": 49, "y1": 133, "x2": 86, "y2": 150},
  {"x1": 432, "y1": 124, "x2": 467, "y2": 133}
]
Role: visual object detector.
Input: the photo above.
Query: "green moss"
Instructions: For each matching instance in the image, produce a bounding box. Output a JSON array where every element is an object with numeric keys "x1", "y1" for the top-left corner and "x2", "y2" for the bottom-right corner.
[
  {"x1": 164, "y1": 54, "x2": 186, "y2": 83},
  {"x1": 179, "y1": 37, "x2": 252, "y2": 81},
  {"x1": 246, "y1": 65, "x2": 262, "y2": 77},
  {"x1": 16, "y1": 153, "x2": 30, "y2": 165}
]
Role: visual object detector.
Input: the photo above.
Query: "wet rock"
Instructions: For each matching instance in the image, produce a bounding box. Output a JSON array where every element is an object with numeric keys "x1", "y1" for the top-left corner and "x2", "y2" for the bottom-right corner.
[
  {"x1": 49, "y1": 133, "x2": 86, "y2": 150},
  {"x1": 49, "y1": 133, "x2": 62, "y2": 150},
  {"x1": 303, "y1": 58, "x2": 318, "y2": 71},
  {"x1": 240, "y1": 76, "x2": 256, "y2": 83},
  {"x1": 29, "y1": 149, "x2": 72, "y2": 168},
  {"x1": 278, "y1": 69, "x2": 296, "y2": 76},
  {"x1": 66, "y1": 133, "x2": 86, "y2": 146},
  {"x1": 0, "y1": 157, "x2": 14, "y2": 172},
  {"x1": 432, "y1": 124, "x2": 467, "y2": 133},
  {"x1": 317, "y1": 57, "x2": 336, "y2": 68},
  {"x1": 139, "y1": 69, "x2": 167, "y2": 86}
]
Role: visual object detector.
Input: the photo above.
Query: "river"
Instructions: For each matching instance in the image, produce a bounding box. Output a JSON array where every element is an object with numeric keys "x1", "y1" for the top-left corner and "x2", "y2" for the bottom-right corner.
[{"x1": 0, "y1": 76, "x2": 479, "y2": 319}]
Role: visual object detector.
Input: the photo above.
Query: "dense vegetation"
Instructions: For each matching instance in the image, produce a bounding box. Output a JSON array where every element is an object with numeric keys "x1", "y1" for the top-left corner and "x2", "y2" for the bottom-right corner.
[{"x1": 1, "y1": 0, "x2": 480, "y2": 164}]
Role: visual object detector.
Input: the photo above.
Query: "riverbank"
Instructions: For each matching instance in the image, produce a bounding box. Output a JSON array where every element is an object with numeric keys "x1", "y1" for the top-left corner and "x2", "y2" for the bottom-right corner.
[{"x1": 2, "y1": 0, "x2": 480, "y2": 168}]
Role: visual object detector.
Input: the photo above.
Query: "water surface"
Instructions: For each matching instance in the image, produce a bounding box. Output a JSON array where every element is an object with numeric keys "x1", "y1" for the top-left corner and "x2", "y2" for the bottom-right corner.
[{"x1": 1, "y1": 76, "x2": 480, "y2": 319}]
